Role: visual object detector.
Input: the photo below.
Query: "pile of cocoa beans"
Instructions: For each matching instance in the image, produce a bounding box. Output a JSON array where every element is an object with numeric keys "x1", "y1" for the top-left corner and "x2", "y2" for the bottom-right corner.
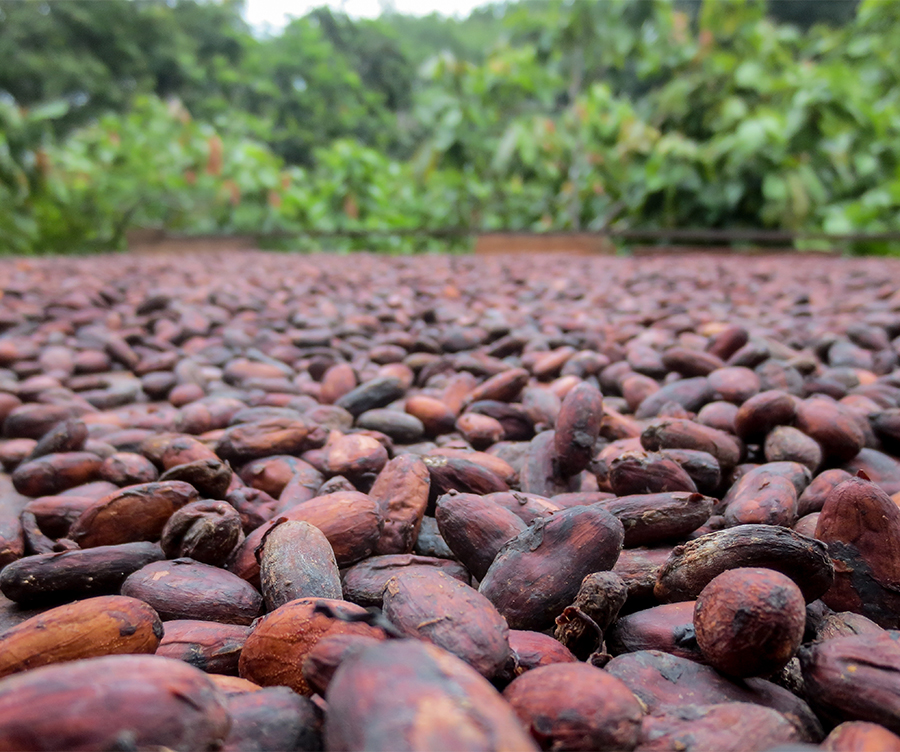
[{"x1": 2, "y1": 250, "x2": 900, "y2": 751}]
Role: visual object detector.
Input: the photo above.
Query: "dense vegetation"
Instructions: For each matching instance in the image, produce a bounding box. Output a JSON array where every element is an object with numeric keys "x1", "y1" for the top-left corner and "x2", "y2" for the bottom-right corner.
[{"x1": 0, "y1": 0, "x2": 897, "y2": 254}]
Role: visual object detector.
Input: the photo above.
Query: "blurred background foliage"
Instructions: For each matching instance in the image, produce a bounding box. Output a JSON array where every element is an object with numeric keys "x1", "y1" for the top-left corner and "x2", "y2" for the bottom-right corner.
[{"x1": 0, "y1": 0, "x2": 897, "y2": 253}]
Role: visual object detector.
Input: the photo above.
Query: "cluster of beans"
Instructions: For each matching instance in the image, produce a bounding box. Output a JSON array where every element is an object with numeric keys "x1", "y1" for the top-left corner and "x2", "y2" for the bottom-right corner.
[{"x1": 1, "y1": 250, "x2": 900, "y2": 751}]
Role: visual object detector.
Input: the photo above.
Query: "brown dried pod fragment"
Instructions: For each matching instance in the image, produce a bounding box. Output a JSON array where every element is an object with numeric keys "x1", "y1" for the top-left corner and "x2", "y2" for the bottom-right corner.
[
  {"x1": 239, "y1": 597, "x2": 385, "y2": 696},
  {"x1": 68, "y1": 480, "x2": 198, "y2": 548},
  {"x1": 121, "y1": 558, "x2": 262, "y2": 625},
  {"x1": 814, "y1": 476, "x2": 900, "y2": 627},
  {"x1": 693, "y1": 567, "x2": 806, "y2": 678},
  {"x1": 435, "y1": 491, "x2": 526, "y2": 580},
  {"x1": 800, "y1": 632, "x2": 900, "y2": 733},
  {"x1": 636, "y1": 702, "x2": 802, "y2": 752},
  {"x1": 654, "y1": 524, "x2": 833, "y2": 604},
  {"x1": 324, "y1": 639, "x2": 538, "y2": 752},
  {"x1": 0, "y1": 595, "x2": 162, "y2": 678},
  {"x1": 0, "y1": 541, "x2": 164, "y2": 605},
  {"x1": 341, "y1": 554, "x2": 469, "y2": 607},
  {"x1": 554, "y1": 571, "x2": 628, "y2": 660},
  {"x1": 382, "y1": 568, "x2": 511, "y2": 679},
  {"x1": 479, "y1": 504, "x2": 624, "y2": 631},
  {"x1": 503, "y1": 663, "x2": 643, "y2": 752},
  {"x1": 0, "y1": 654, "x2": 230, "y2": 751},
  {"x1": 259, "y1": 519, "x2": 341, "y2": 609}
]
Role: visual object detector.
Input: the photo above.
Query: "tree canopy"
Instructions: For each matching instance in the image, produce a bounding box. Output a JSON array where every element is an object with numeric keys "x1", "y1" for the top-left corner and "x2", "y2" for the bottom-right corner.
[{"x1": 0, "y1": 0, "x2": 897, "y2": 253}]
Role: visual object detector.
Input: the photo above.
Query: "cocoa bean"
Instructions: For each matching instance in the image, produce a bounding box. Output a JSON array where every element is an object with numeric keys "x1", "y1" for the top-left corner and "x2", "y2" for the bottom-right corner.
[
  {"x1": 479, "y1": 504, "x2": 624, "y2": 631},
  {"x1": 158, "y1": 457, "x2": 233, "y2": 498},
  {"x1": 160, "y1": 499, "x2": 244, "y2": 565},
  {"x1": 636, "y1": 702, "x2": 802, "y2": 752},
  {"x1": 68, "y1": 479, "x2": 198, "y2": 547},
  {"x1": 800, "y1": 632, "x2": 900, "y2": 732},
  {"x1": 0, "y1": 655, "x2": 230, "y2": 751},
  {"x1": 605, "y1": 650, "x2": 823, "y2": 742},
  {"x1": 157, "y1": 619, "x2": 251, "y2": 676},
  {"x1": 0, "y1": 595, "x2": 162, "y2": 678},
  {"x1": 0, "y1": 541, "x2": 164, "y2": 604},
  {"x1": 259, "y1": 519, "x2": 342, "y2": 608},
  {"x1": 222, "y1": 685, "x2": 322, "y2": 752},
  {"x1": 503, "y1": 663, "x2": 643, "y2": 751},
  {"x1": 435, "y1": 491, "x2": 526, "y2": 579},
  {"x1": 369, "y1": 454, "x2": 430, "y2": 555},
  {"x1": 554, "y1": 381, "x2": 603, "y2": 477},
  {"x1": 814, "y1": 476, "x2": 900, "y2": 627},
  {"x1": 341, "y1": 554, "x2": 468, "y2": 607},
  {"x1": 693, "y1": 567, "x2": 806, "y2": 677},
  {"x1": 239, "y1": 597, "x2": 385, "y2": 695},
  {"x1": 122, "y1": 558, "x2": 262, "y2": 625},
  {"x1": 654, "y1": 524, "x2": 833, "y2": 603},
  {"x1": 607, "y1": 601, "x2": 704, "y2": 663},
  {"x1": 382, "y1": 567, "x2": 511, "y2": 678},
  {"x1": 324, "y1": 639, "x2": 537, "y2": 751}
]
